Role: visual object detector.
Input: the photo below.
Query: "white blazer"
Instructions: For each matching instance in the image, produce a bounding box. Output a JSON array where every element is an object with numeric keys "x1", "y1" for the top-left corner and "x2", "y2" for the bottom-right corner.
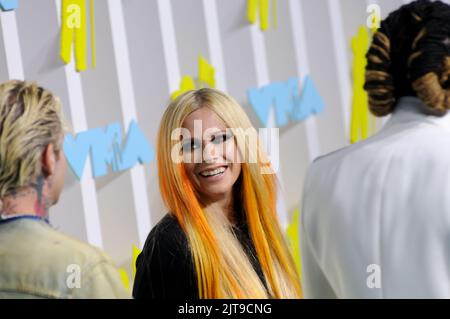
[{"x1": 300, "y1": 97, "x2": 450, "y2": 298}]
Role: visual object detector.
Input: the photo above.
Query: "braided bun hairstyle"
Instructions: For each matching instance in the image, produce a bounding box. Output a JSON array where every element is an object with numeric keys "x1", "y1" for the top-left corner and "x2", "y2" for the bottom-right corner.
[{"x1": 364, "y1": 0, "x2": 450, "y2": 117}]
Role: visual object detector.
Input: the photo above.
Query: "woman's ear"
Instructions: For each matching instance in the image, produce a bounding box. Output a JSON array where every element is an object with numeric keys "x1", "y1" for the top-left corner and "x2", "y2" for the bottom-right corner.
[{"x1": 42, "y1": 143, "x2": 56, "y2": 177}]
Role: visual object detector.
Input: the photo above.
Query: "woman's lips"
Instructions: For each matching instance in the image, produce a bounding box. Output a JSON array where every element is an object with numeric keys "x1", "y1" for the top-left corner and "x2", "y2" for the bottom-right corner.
[{"x1": 198, "y1": 166, "x2": 228, "y2": 181}]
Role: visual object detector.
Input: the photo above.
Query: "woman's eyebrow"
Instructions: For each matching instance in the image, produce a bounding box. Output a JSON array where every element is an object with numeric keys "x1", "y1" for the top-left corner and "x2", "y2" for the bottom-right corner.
[{"x1": 212, "y1": 130, "x2": 228, "y2": 135}]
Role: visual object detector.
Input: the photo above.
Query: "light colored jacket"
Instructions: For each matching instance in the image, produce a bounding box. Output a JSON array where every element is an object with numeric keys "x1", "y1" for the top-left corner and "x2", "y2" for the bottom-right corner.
[
  {"x1": 0, "y1": 217, "x2": 130, "y2": 299},
  {"x1": 300, "y1": 97, "x2": 450, "y2": 298}
]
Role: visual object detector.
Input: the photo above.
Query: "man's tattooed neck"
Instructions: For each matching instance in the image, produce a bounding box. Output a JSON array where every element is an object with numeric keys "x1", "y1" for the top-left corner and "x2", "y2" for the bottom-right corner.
[
  {"x1": 1, "y1": 176, "x2": 51, "y2": 219},
  {"x1": 30, "y1": 176, "x2": 50, "y2": 218}
]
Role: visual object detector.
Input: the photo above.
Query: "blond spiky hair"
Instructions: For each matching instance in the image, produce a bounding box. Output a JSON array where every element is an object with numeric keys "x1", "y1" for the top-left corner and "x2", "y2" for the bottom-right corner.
[{"x1": 0, "y1": 80, "x2": 66, "y2": 197}]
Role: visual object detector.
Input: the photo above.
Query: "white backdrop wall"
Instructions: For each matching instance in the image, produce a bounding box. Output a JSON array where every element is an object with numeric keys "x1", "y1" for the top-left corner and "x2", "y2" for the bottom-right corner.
[{"x1": 1, "y1": 0, "x2": 442, "y2": 277}]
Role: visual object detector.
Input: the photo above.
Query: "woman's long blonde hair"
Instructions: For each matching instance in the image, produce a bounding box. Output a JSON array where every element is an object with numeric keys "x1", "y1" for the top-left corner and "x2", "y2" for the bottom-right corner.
[{"x1": 157, "y1": 88, "x2": 302, "y2": 298}]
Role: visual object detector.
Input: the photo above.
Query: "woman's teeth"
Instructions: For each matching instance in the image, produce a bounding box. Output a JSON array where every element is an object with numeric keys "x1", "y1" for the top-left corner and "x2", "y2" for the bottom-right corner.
[{"x1": 200, "y1": 167, "x2": 226, "y2": 177}]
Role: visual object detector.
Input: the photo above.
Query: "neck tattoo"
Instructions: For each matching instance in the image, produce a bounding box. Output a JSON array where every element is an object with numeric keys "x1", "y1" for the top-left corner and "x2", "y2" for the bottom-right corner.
[
  {"x1": 0, "y1": 176, "x2": 51, "y2": 220},
  {"x1": 32, "y1": 176, "x2": 49, "y2": 218}
]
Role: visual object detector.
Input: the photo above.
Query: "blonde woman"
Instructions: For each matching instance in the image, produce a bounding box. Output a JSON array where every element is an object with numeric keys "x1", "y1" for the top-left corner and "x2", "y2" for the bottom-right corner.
[
  {"x1": 133, "y1": 88, "x2": 301, "y2": 299},
  {"x1": 0, "y1": 80, "x2": 129, "y2": 299}
]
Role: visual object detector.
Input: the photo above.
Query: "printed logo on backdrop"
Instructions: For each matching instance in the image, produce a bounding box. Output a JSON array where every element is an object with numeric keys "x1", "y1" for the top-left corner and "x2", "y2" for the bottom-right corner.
[
  {"x1": 60, "y1": 0, "x2": 96, "y2": 72},
  {"x1": 64, "y1": 121, "x2": 154, "y2": 179},
  {"x1": 0, "y1": 0, "x2": 18, "y2": 11},
  {"x1": 350, "y1": 5, "x2": 382, "y2": 144},
  {"x1": 171, "y1": 56, "x2": 216, "y2": 100},
  {"x1": 247, "y1": 0, "x2": 277, "y2": 31},
  {"x1": 247, "y1": 76, "x2": 325, "y2": 128},
  {"x1": 0, "y1": 0, "x2": 19, "y2": 11}
]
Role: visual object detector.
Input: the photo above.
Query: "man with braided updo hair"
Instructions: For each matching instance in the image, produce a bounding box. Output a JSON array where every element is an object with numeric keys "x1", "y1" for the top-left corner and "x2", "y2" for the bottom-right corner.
[
  {"x1": 365, "y1": 0, "x2": 450, "y2": 116},
  {"x1": 300, "y1": 0, "x2": 450, "y2": 298}
]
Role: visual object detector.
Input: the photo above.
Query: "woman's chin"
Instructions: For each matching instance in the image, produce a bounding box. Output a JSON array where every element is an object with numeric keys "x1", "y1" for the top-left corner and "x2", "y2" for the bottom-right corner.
[{"x1": 201, "y1": 187, "x2": 232, "y2": 201}]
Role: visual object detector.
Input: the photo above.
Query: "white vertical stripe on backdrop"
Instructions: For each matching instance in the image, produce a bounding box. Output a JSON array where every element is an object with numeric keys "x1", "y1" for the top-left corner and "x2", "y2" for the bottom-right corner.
[
  {"x1": 55, "y1": 0, "x2": 103, "y2": 248},
  {"x1": 202, "y1": 0, "x2": 227, "y2": 92},
  {"x1": 327, "y1": 0, "x2": 352, "y2": 143},
  {"x1": 288, "y1": 0, "x2": 321, "y2": 162},
  {"x1": 157, "y1": 0, "x2": 181, "y2": 93},
  {"x1": 0, "y1": 10, "x2": 24, "y2": 80},
  {"x1": 249, "y1": 22, "x2": 288, "y2": 229},
  {"x1": 107, "y1": 0, "x2": 152, "y2": 249}
]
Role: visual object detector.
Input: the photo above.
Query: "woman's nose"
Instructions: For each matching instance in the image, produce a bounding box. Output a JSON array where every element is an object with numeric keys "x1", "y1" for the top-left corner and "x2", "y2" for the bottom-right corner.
[{"x1": 202, "y1": 142, "x2": 220, "y2": 163}]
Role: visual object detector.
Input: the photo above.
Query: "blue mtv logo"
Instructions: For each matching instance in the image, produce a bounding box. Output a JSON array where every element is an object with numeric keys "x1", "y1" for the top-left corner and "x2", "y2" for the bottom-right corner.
[
  {"x1": 247, "y1": 76, "x2": 325, "y2": 127},
  {"x1": 64, "y1": 120, "x2": 154, "y2": 179},
  {"x1": 0, "y1": 0, "x2": 18, "y2": 11}
]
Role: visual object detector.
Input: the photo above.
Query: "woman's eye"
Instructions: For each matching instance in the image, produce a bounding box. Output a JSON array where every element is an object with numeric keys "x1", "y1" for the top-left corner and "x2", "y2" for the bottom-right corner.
[
  {"x1": 212, "y1": 133, "x2": 232, "y2": 144},
  {"x1": 182, "y1": 140, "x2": 201, "y2": 152}
]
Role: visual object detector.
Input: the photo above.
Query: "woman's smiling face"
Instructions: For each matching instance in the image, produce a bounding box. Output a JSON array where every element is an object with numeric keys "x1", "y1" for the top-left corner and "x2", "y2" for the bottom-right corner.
[{"x1": 181, "y1": 107, "x2": 241, "y2": 203}]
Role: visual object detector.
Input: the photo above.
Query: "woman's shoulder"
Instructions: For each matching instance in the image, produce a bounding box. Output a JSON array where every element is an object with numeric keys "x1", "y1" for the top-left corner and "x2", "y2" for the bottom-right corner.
[
  {"x1": 142, "y1": 213, "x2": 189, "y2": 256},
  {"x1": 149, "y1": 213, "x2": 184, "y2": 240},
  {"x1": 134, "y1": 214, "x2": 198, "y2": 299},
  {"x1": 153, "y1": 213, "x2": 182, "y2": 232}
]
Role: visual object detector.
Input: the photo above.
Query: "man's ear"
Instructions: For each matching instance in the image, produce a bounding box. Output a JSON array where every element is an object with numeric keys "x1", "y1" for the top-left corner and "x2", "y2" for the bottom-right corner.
[{"x1": 42, "y1": 144, "x2": 56, "y2": 177}]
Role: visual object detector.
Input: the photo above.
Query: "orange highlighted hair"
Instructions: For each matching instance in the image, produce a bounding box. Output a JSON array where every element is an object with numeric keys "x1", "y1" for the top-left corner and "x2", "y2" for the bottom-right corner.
[{"x1": 157, "y1": 88, "x2": 301, "y2": 298}]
